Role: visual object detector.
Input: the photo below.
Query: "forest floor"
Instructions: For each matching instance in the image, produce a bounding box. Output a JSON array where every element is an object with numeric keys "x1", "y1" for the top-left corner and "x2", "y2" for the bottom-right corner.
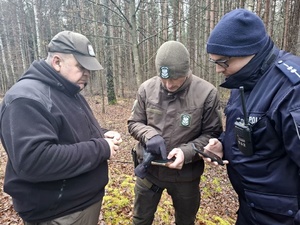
[{"x1": 0, "y1": 96, "x2": 238, "y2": 225}]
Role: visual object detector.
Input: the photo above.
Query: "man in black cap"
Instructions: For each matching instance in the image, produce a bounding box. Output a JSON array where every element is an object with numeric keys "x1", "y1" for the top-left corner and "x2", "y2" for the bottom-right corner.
[
  {"x1": 204, "y1": 8, "x2": 300, "y2": 225},
  {"x1": 0, "y1": 31, "x2": 122, "y2": 225},
  {"x1": 128, "y1": 40, "x2": 223, "y2": 225}
]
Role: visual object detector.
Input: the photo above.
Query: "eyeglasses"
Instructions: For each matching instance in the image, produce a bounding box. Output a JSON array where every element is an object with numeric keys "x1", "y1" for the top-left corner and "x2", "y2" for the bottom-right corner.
[{"x1": 209, "y1": 57, "x2": 231, "y2": 68}]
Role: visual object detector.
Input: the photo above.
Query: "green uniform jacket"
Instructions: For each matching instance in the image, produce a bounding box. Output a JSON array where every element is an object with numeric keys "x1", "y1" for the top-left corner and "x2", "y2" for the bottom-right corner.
[{"x1": 128, "y1": 74, "x2": 223, "y2": 182}]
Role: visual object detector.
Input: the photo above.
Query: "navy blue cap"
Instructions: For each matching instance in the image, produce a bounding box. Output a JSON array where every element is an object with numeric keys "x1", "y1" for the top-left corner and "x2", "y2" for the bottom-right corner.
[{"x1": 207, "y1": 9, "x2": 268, "y2": 57}]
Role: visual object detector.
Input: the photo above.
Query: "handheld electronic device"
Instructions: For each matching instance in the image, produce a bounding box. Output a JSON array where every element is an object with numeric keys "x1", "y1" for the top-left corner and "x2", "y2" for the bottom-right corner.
[
  {"x1": 234, "y1": 86, "x2": 254, "y2": 156},
  {"x1": 151, "y1": 158, "x2": 174, "y2": 167},
  {"x1": 192, "y1": 143, "x2": 224, "y2": 166}
]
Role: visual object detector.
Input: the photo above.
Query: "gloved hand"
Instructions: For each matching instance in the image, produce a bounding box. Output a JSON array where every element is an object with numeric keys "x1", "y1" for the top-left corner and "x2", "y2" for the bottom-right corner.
[
  {"x1": 134, "y1": 151, "x2": 157, "y2": 178},
  {"x1": 146, "y1": 135, "x2": 167, "y2": 159}
]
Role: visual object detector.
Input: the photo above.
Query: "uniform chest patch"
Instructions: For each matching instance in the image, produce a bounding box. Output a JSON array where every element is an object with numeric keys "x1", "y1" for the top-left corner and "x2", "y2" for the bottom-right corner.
[{"x1": 180, "y1": 114, "x2": 191, "y2": 127}]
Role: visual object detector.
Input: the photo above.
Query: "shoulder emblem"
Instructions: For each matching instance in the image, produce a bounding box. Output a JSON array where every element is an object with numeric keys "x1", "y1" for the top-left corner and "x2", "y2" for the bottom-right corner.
[{"x1": 276, "y1": 59, "x2": 300, "y2": 85}]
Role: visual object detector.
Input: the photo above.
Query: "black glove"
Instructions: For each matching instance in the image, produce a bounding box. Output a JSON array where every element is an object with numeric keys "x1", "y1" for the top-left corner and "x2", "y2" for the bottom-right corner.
[
  {"x1": 134, "y1": 151, "x2": 157, "y2": 178},
  {"x1": 145, "y1": 135, "x2": 167, "y2": 159}
]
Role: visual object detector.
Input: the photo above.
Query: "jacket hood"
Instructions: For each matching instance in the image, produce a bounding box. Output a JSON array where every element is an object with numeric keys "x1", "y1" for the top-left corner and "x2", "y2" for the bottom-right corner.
[{"x1": 19, "y1": 60, "x2": 81, "y2": 95}]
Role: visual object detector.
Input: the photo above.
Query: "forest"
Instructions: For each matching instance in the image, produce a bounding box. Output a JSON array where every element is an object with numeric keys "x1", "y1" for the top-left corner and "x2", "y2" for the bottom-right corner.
[
  {"x1": 0, "y1": 0, "x2": 300, "y2": 224},
  {"x1": 0, "y1": 0, "x2": 299, "y2": 104}
]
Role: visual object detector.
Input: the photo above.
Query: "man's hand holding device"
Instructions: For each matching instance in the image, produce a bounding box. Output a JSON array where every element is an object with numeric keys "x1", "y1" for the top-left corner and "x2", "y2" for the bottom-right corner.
[
  {"x1": 151, "y1": 148, "x2": 184, "y2": 170},
  {"x1": 192, "y1": 140, "x2": 229, "y2": 166},
  {"x1": 151, "y1": 158, "x2": 174, "y2": 166}
]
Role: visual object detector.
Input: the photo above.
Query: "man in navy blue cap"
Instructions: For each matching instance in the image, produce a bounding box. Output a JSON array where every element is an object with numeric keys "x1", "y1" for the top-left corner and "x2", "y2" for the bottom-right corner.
[
  {"x1": 204, "y1": 8, "x2": 300, "y2": 225},
  {"x1": 0, "y1": 31, "x2": 122, "y2": 225}
]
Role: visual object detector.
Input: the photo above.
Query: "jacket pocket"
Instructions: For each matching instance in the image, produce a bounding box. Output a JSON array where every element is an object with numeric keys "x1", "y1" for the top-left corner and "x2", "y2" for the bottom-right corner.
[{"x1": 244, "y1": 189, "x2": 298, "y2": 217}]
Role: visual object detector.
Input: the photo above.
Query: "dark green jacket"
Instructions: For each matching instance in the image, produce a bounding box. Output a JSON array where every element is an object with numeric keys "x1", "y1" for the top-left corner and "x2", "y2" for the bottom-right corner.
[{"x1": 128, "y1": 74, "x2": 222, "y2": 182}]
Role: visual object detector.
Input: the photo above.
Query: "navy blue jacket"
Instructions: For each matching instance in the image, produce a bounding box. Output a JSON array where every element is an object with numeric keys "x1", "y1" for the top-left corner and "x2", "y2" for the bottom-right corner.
[
  {"x1": 222, "y1": 49, "x2": 300, "y2": 224},
  {"x1": 0, "y1": 60, "x2": 110, "y2": 222}
]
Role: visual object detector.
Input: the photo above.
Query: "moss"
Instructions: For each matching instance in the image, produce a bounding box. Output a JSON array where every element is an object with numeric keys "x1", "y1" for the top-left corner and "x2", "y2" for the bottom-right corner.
[{"x1": 101, "y1": 173, "x2": 234, "y2": 224}]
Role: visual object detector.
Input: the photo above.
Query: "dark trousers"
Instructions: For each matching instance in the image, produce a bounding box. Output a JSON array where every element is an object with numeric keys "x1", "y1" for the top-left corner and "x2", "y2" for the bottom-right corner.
[
  {"x1": 133, "y1": 177, "x2": 201, "y2": 225},
  {"x1": 23, "y1": 200, "x2": 102, "y2": 225},
  {"x1": 236, "y1": 197, "x2": 296, "y2": 225}
]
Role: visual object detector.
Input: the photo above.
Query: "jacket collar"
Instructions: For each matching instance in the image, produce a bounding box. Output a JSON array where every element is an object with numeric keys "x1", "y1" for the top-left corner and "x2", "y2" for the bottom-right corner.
[
  {"x1": 220, "y1": 38, "x2": 278, "y2": 91},
  {"x1": 20, "y1": 60, "x2": 81, "y2": 96}
]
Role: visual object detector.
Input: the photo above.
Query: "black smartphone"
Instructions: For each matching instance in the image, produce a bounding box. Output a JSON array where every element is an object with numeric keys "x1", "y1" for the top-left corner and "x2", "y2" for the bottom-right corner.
[
  {"x1": 151, "y1": 159, "x2": 174, "y2": 167},
  {"x1": 192, "y1": 143, "x2": 224, "y2": 166}
]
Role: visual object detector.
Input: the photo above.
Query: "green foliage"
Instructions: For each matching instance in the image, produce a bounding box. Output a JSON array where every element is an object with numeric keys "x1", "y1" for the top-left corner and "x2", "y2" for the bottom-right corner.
[
  {"x1": 212, "y1": 216, "x2": 235, "y2": 225},
  {"x1": 212, "y1": 178, "x2": 222, "y2": 193},
  {"x1": 196, "y1": 212, "x2": 235, "y2": 225},
  {"x1": 201, "y1": 173, "x2": 223, "y2": 198},
  {"x1": 108, "y1": 99, "x2": 117, "y2": 105},
  {"x1": 156, "y1": 198, "x2": 173, "y2": 223},
  {"x1": 102, "y1": 175, "x2": 133, "y2": 224},
  {"x1": 101, "y1": 172, "x2": 235, "y2": 224}
]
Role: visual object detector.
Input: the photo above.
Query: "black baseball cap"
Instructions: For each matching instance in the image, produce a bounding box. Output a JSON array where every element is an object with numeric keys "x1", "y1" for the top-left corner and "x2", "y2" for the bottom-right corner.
[{"x1": 48, "y1": 31, "x2": 103, "y2": 71}]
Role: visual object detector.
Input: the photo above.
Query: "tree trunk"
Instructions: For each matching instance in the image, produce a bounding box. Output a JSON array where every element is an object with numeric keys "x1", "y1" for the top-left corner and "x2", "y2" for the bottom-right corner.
[
  {"x1": 0, "y1": 37, "x2": 9, "y2": 92},
  {"x1": 130, "y1": 0, "x2": 142, "y2": 87},
  {"x1": 0, "y1": 1, "x2": 16, "y2": 87},
  {"x1": 104, "y1": 0, "x2": 116, "y2": 104},
  {"x1": 16, "y1": 1, "x2": 27, "y2": 72},
  {"x1": 161, "y1": 1, "x2": 168, "y2": 41},
  {"x1": 33, "y1": 0, "x2": 43, "y2": 58}
]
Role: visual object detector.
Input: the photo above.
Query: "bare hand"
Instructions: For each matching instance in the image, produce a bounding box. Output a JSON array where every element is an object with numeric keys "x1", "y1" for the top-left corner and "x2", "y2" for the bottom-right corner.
[
  {"x1": 104, "y1": 131, "x2": 122, "y2": 146},
  {"x1": 203, "y1": 138, "x2": 229, "y2": 166},
  {"x1": 104, "y1": 138, "x2": 120, "y2": 159},
  {"x1": 166, "y1": 148, "x2": 184, "y2": 170}
]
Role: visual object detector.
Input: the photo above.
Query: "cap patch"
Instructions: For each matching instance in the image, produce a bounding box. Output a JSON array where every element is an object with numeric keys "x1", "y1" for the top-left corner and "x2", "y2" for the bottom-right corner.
[
  {"x1": 160, "y1": 66, "x2": 170, "y2": 79},
  {"x1": 88, "y1": 44, "x2": 95, "y2": 56}
]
